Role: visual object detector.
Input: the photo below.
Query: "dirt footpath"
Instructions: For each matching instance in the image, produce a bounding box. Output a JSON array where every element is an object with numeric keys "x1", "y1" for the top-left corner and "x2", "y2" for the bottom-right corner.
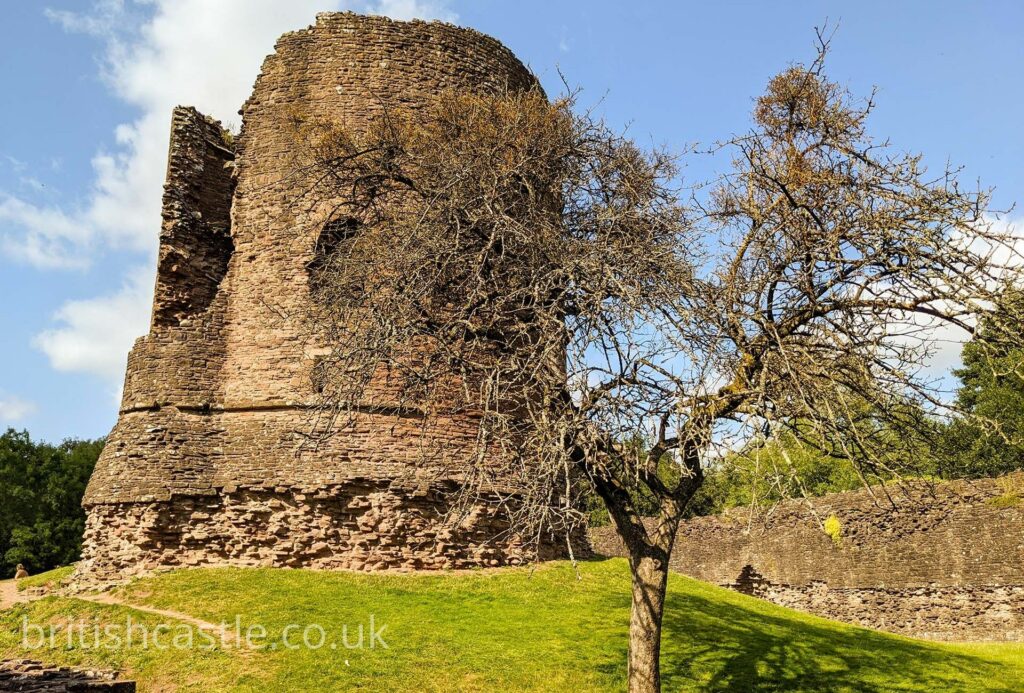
[{"x1": 0, "y1": 579, "x2": 25, "y2": 609}]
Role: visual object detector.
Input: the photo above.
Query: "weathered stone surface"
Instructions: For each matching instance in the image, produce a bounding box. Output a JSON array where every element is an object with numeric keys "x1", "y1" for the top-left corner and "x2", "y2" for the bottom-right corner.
[
  {"x1": 80, "y1": 13, "x2": 572, "y2": 585},
  {"x1": 81, "y1": 482, "x2": 566, "y2": 580},
  {"x1": 0, "y1": 660, "x2": 134, "y2": 692},
  {"x1": 589, "y1": 472, "x2": 1024, "y2": 641}
]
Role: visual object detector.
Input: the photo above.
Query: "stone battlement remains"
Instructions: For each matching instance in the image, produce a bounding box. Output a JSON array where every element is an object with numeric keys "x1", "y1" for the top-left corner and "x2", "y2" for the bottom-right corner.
[{"x1": 590, "y1": 473, "x2": 1024, "y2": 641}]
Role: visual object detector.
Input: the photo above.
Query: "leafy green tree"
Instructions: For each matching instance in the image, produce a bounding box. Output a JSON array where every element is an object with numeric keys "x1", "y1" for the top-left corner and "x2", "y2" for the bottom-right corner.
[
  {"x1": 0, "y1": 429, "x2": 103, "y2": 577},
  {"x1": 940, "y1": 288, "x2": 1024, "y2": 478},
  {"x1": 688, "y1": 438, "x2": 865, "y2": 514}
]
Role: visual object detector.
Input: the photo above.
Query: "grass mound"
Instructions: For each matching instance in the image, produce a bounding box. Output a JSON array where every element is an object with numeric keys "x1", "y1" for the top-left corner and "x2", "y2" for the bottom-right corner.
[
  {"x1": 15, "y1": 566, "x2": 76, "y2": 593},
  {"x1": 1, "y1": 559, "x2": 1022, "y2": 691}
]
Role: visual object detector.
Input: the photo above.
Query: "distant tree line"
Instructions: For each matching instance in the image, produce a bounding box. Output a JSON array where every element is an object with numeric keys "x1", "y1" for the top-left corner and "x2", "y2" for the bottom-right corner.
[
  {"x1": 0, "y1": 429, "x2": 103, "y2": 578},
  {"x1": 583, "y1": 289, "x2": 1024, "y2": 526},
  {"x1": 940, "y1": 288, "x2": 1024, "y2": 479},
  {"x1": 689, "y1": 289, "x2": 1024, "y2": 517}
]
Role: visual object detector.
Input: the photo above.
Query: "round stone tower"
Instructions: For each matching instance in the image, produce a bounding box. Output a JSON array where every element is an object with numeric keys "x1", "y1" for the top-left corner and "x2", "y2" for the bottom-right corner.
[{"x1": 78, "y1": 13, "x2": 564, "y2": 583}]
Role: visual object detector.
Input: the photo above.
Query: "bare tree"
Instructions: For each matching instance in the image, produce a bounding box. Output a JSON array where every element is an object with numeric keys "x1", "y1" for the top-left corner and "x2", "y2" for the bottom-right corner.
[{"x1": 289, "y1": 42, "x2": 1022, "y2": 693}]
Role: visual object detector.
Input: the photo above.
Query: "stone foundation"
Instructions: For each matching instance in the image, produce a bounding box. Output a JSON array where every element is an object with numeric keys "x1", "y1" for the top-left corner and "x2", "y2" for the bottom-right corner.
[
  {"x1": 78, "y1": 483, "x2": 566, "y2": 585},
  {"x1": 729, "y1": 566, "x2": 1024, "y2": 642},
  {"x1": 0, "y1": 660, "x2": 134, "y2": 692}
]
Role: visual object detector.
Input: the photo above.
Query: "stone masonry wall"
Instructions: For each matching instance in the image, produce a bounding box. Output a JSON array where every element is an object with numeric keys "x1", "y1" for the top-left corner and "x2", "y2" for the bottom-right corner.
[
  {"x1": 152, "y1": 107, "x2": 234, "y2": 329},
  {"x1": 81, "y1": 483, "x2": 565, "y2": 583},
  {"x1": 589, "y1": 473, "x2": 1024, "y2": 641},
  {"x1": 0, "y1": 659, "x2": 135, "y2": 692},
  {"x1": 80, "y1": 13, "x2": 567, "y2": 584}
]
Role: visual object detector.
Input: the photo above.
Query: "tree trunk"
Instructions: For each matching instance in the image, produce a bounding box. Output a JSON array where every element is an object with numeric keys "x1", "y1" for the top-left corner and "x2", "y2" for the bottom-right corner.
[
  {"x1": 587, "y1": 462, "x2": 689, "y2": 693},
  {"x1": 627, "y1": 548, "x2": 670, "y2": 693}
]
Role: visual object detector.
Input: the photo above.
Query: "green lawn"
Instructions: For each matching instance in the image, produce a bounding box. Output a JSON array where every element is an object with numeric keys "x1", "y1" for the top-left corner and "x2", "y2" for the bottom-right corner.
[
  {"x1": 1, "y1": 558, "x2": 1022, "y2": 691},
  {"x1": 15, "y1": 565, "x2": 76, "y2": 592}
]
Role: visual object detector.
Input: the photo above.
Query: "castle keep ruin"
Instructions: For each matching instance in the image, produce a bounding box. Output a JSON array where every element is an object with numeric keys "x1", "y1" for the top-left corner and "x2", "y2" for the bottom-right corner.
[{"x1": 79, "y1": 13, "x2": 558, "y2": 582}]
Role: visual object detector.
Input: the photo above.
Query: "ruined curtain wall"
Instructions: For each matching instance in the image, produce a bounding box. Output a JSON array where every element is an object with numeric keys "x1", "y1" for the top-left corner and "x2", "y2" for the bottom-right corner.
[{"x1": 590, "y1": 473, "x2": 1024, "y2": 641}]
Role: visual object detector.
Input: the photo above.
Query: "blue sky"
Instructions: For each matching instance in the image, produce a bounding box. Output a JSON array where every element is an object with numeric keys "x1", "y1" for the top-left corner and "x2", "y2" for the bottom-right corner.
[{"x1": 1, "y1": 0, "x2": 1022, "y2": 442}]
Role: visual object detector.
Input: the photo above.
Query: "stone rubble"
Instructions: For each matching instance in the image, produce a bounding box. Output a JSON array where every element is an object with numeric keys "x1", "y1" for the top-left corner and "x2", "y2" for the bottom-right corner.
[{"x1": 0, "y1": 660, "x2": 135, "y2": 692}]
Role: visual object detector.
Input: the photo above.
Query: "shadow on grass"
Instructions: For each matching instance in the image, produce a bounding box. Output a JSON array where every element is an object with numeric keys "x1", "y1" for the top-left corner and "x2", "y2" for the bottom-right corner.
[{"x1": 647, "y1": 582, "x2": 1019, "y2": 692}]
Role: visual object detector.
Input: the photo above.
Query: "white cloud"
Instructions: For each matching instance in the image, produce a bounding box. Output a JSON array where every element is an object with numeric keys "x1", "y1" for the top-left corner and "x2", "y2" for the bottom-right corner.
[
  {"x1": 3, "y1": 0, "x2": 455, "y2": 269},
  {"x1": 4, "y1": 156, "x2": 28, "y2": 173},
  {"x1": 906, "y1": 214, "x2": 1024, "y2": 391},
  {"x1": 0, "y1": 194, "x2": 91, "y2": 268},
  {"x1": 44, "y1": 0, "x2": 127, "y2": 38},
  {"x1": 914, "y1": 319, "x2": 970, "y2": 393},
  {"x1": 969, "y1": 214, "x2": 1024, "y2": 282},
  {"x1": 33, "y1": 265, "x2": 154, "y2": 383},
  {"x1": 0, "y1": 394, "x2": 37, "y2": 423},
  {"x1": 25, "y1": 0, "x2": 454, "y2": 386}
]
